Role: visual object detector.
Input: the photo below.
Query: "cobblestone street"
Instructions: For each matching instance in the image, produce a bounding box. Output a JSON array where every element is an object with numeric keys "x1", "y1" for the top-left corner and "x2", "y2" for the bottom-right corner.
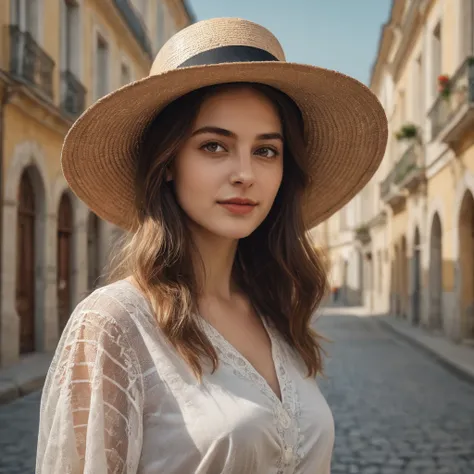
[
  {"x1": 317, "y1": 309, "x2": 474, "y2": 474},
  {"x1": 0, "y1": 390, "x2": 40, "y2": 474},
  {"x1": 0, "y1": 310, "x2": 473, "y2": 473}
]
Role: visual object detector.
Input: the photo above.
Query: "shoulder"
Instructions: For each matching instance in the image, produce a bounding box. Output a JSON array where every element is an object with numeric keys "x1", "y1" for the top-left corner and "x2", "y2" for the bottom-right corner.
[{"x1": 64, "y1": 279, "x2": 151, "y2": 346}]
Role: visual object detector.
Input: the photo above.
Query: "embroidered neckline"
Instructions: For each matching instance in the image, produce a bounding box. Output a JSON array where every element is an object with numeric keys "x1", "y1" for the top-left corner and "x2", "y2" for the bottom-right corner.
[
  {"x1": 117, "y1": 280, "x2": 305, "y2": 472},
  {"x1": 200, "y1": 316, "x2": 303, "y2": 472}
]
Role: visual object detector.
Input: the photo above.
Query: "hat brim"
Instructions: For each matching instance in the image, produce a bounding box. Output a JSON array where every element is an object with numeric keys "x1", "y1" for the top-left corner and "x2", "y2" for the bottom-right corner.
[{"x1": 61, "y1": 61, "x2": 387, "y2": 231}]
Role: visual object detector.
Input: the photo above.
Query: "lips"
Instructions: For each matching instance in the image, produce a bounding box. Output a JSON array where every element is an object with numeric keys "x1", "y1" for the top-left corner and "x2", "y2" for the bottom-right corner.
[
  {"x1": 217, "y1": 198, "x2": 258, "y2": 215},
  {"x1": 218, "y1": 198, "x2": 257, "y2": 206}
]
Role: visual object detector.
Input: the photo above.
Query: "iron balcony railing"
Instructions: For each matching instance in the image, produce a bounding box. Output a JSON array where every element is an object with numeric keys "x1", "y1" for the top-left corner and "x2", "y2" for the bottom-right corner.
[
  {"x1": 8, "y1": 25, "x2": 54, "y2": 99},
  {"x1": 429, "y1": 56, "x2": 474, "y2": 139},
  {"x1": 380, "y1": 142, "x2": 422, "y2": 201},
  {"x1": 61, "y1": 70, "x2": 86, "y2": 117},
  {"x1": 113, "y1": 0, "x2": 153, "y2": 58}
]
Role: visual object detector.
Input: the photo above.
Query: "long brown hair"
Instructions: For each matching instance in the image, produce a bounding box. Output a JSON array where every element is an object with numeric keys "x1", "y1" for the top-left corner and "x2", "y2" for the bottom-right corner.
[{"x1": 108, "y1": 83, "x2": 329, "y2": 378}]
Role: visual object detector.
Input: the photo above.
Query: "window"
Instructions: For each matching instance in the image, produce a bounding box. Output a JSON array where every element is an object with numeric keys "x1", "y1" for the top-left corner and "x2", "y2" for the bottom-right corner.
[
  {"x1": 95, "y1": 34, "x2": 109, "y2": 100},
  {"x1": 156, "y1": 0, "x2": 166, "y2": 51},
  {"x1": 11, "y1": 0, "x2": 40, "y2": 39},
  {"x1": 431, "y1": 22, "x2": 442, "y2": 98},
  {"x1": 398, "y1": 89, "x2": 406, "y2": 125},
  {"x1": 378, "y1": 250, "x2": 383, "y2": 294},
  {"x1": 459, "y1": 0, "x2": 473, "y2": 60},
  {"x1": 120, "y1": 62, "x2": 132, "y2": 86},
  {"x1": 61, "y1": 0, "x2": 80, "y2": 74},
  {"x1": 339, "y1": 206, "x2": 348, "y2": 231},
  {"x1": 414, "y1": 54, "x2": 423, "y2": 124}
]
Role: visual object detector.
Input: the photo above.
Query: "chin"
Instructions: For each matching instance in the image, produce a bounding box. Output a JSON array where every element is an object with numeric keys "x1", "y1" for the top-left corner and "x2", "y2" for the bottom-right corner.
[
  {"x1": 205, "y1": 219, "x2": 261, "y2": 240},
  {"x1": 188, "y1": 213, "x2": 268, "y2": 240},
  {"x1": 213, "y1": 225, "x2": 257, "y2": 240}
]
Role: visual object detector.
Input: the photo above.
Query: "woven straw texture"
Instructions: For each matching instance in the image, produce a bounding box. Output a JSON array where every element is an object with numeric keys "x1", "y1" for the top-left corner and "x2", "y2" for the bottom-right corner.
[{"x1": 61, "y1": 17, "x2": 388, "y2": 231}]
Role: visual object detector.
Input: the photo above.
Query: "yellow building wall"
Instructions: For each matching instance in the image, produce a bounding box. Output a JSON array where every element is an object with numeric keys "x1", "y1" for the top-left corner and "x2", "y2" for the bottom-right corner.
[
  {"x1": 1, "y1": 0, "x2": 176, "y2": 190},
  {"x1": 440, "y1": 1, "x2": 457, "y2": 74},
  {"x1": 426, "y1": 162, "x2": 457, "y2": 292},
  {"x1": 3, "y1": 105, "x2": 64, "y2": 179}
]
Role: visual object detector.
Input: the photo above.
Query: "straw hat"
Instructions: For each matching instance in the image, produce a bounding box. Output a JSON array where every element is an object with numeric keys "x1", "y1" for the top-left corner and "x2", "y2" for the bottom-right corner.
[{"x1": 61, "y1": 17, "x2": 387, "y2": 231}]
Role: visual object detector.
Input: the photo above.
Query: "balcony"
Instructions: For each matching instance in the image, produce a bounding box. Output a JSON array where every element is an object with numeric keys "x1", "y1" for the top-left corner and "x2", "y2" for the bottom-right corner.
[
  {"x1": 380, "y1": 141, "x2": 425, "y2": 207},
  {"x1": 61, "y1": 70, "x2": 86, "y2": 117},
  {"x1": 8, "y1": 25, "x2": 54, "y2": 99},
  {"x1": 429, "y1": 57, "x2": 474, "y2": 145},
  {"x1": 113, "y1": 0, "x2": 153, "y2": 59}
]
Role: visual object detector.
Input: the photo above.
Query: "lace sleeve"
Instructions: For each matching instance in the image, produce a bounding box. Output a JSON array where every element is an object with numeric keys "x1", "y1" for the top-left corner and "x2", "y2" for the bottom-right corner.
[{"x1": 36, "y1": 308, "x2": 144, "y2": 474}]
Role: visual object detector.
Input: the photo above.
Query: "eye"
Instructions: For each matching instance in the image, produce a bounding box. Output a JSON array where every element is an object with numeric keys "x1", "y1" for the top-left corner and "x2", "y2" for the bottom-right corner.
[
  {"x1": 255, "y1": 147, "x2": 279, "y2": 159},
  {"x1": 201, "y1": 142, "x2": 226, "y2": 153}
]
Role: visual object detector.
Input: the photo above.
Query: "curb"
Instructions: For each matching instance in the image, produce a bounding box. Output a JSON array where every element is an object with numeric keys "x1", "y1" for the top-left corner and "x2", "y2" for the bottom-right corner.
[
  {"x1": 0, "y1": 353, "x2": 52, "y2": 405},
  {"x1": 377, "y1": 317, "x2": 474, "y2": 386},
  {"x1": 0, "y1": 375, "x2": 46, "y2": 405}
]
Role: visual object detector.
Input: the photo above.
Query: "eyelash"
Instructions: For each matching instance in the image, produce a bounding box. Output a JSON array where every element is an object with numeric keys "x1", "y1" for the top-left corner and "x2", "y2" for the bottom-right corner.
[{"x1": 200, "y1": 141, "x2": 280, "y2": 158}]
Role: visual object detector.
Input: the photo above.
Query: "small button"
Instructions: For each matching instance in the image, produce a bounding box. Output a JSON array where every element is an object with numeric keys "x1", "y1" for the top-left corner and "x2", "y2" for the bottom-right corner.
[
  {"x1": 278, "y1": 408, "x2": 291, "y2": 428},
  {"x1": 283, "y1": 446, "x2": 293, "y2": 463}
]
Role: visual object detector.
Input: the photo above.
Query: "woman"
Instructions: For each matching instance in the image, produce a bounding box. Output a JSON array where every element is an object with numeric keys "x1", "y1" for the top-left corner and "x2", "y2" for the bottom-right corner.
[{"x1": 36, "y1": 18, "x2": 387, "y2": 474}]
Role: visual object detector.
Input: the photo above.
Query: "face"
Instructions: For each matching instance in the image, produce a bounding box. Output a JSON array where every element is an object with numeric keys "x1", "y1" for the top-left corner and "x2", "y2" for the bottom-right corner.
[{"x1": 170, "y1": 87, "x2": 284, "y2": 241}]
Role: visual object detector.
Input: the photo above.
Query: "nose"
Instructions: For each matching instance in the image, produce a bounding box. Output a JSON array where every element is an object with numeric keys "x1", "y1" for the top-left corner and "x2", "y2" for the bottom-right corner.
[{"x1": 230, "y1": 151, "x2": 255, "y2": 186}]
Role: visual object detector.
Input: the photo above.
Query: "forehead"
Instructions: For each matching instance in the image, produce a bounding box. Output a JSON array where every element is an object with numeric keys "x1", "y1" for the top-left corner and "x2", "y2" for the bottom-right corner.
[{"x1": 194, "y1": 87, "x2": 282, "y2": 131}]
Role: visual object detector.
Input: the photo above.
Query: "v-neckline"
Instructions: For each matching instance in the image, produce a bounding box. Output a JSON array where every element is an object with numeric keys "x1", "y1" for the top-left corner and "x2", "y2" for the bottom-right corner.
[
  {"x1": 199, "y1": 315, "x2": 285, "y2": 405},
  {"x1": 121, "y1": 279, "x2": 286, "y2": 405}
]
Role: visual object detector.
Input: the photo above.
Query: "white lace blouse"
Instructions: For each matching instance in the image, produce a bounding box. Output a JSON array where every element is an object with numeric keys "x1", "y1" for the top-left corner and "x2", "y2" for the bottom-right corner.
[{"x1": 36, "y1": 280, "x2": 335, "y2": 473}]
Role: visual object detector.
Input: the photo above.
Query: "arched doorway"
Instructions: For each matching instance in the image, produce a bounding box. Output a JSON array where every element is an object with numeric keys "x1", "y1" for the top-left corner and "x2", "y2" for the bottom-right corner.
[
  {"x1": 401, "y1": 236, "x2": 408, "y2": 318},
  {"x1": 459, "y1": 191, "x2": 474, "y2": 341},
  {"x1": 87, "y1": 212, "x2": 101, "y2": 290},
  {"x1": 412, "y1": 227, "x2": 421, "y2": 326},
  {"x1": 16, "y1": 170, "x2": 36, "y2": 353},
  {"x1": 358, "y1": 249, "x2": 364, "y2": 306},
  {"x1": 393, "y1": 244, "x2": 400, "y2": 316},
  {"x1": 365, "y1": 252, "x2": 373, "y2": 310},
  {"x1": 429, "y1": 213, "x2": 443, "y2": 330},
  {"x1": 57, "y1": 193, "x2": 73, "y2": 333}
]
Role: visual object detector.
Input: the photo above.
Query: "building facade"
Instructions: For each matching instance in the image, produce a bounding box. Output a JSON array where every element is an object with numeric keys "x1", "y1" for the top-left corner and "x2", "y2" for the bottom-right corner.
[
  {"x1": 0, "y1": 0, "x2": 194, "y2": 367},
  {"x1": 324, "y1": 195, "x2": 367, "y2": 307},
  {"x1": 327, "y1": 0, "x2": 474, "y2": 345}
]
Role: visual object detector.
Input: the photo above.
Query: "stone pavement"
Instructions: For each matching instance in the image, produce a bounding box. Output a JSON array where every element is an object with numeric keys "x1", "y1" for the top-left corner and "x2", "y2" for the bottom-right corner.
[
  {"x1": 0, "y1": 352, "x2": 52, "y2": 404},
  {"x1": 0, "y1": 309, "x2": 473, "y2": 473},
  {"x1": 317, "y1": 307, "x2": 474, "y2": 474},
  {"x1": 377, "y1": 314, "x2": 474, "y2": 385},
  {"x1": 0, "y1": 390, "x2": 41, "y2": 474}
]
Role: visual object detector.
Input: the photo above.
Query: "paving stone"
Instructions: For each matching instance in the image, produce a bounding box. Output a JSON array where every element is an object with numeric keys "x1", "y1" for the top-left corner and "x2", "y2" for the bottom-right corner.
[
  {"x1": 1, "y1": 312, "x2": 473, "y2": 473},
  {"x1": 317, "y1": 313, "x2": 474, "y2": 474},
  {"x1": 0, "y1": 390, "x2": 40, "y2": 473}
]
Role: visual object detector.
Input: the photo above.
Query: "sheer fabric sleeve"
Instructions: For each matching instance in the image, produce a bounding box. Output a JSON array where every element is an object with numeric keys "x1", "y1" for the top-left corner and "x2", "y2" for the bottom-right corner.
[{"x1": 36, "y1": 307, "x2": 144, "y2": 474}]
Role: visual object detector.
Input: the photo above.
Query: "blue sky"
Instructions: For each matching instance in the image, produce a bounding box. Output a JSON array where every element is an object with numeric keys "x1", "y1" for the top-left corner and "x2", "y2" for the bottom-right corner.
[{"x1": 187, "y1": 0, "x2": 392, "y2": 85}]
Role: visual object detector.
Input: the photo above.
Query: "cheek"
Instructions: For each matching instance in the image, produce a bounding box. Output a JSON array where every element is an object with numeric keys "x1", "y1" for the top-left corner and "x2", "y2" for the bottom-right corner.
[
  {"x1": 263, "y1": 162, "x2": 284, "y2": 201},
  {"x1": 173, "y1": 156, "x2": 216, "y2": 208}
]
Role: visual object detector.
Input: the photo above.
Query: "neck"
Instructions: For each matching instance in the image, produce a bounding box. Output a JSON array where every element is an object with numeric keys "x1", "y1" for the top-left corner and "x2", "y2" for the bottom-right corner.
[{"x1": 190, "y1": 226, "x2": 239, "y2": 301}]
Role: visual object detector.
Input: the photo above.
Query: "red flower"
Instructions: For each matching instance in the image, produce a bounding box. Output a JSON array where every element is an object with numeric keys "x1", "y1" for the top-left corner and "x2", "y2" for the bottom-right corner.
[{"x1": 438, "y1": 74, "x2": 449, "y2": 84}]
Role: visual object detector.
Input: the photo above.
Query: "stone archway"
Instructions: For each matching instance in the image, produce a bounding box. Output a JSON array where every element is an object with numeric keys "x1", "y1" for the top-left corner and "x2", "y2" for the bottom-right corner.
[
  {"x1": 458, "y1": 190, "x2": 474, "y2": 341},
  {"x1": 15, "y1": 165, "x2": 47, "y2": 354},
  {"x1": 87, "y1": 212, "x2": 102, "y2": 290},
  {"x1": 400, "y1": 236, "x2": 409, "y2": 319},
  {"x1": 393, "y1": 244, "x2": 401, "y2": 316},
  {"x1": 16, "y1": 170, "x2": 36, "y2": 353},
  {"x1": 429, "y1": 213, "x2": 443, "y2": 330},
  {"x1": 358, "y1": 249, "x2": 364, "y2": 306},
  {"x1": 57, "y1": 192, "x2": 73, "y2": 334},
  {"x1": 412, "y1": 227, "x2": 422, "y2": 326},
  {"x1": 1, "y1": 141, "x2": 51, "y2": 366}
]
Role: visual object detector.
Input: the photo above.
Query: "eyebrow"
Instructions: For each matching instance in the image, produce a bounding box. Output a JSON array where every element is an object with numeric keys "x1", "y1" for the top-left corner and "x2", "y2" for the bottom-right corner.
[{"x1": 191, "y1": 126, "x2": 283, "y2": 142}]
